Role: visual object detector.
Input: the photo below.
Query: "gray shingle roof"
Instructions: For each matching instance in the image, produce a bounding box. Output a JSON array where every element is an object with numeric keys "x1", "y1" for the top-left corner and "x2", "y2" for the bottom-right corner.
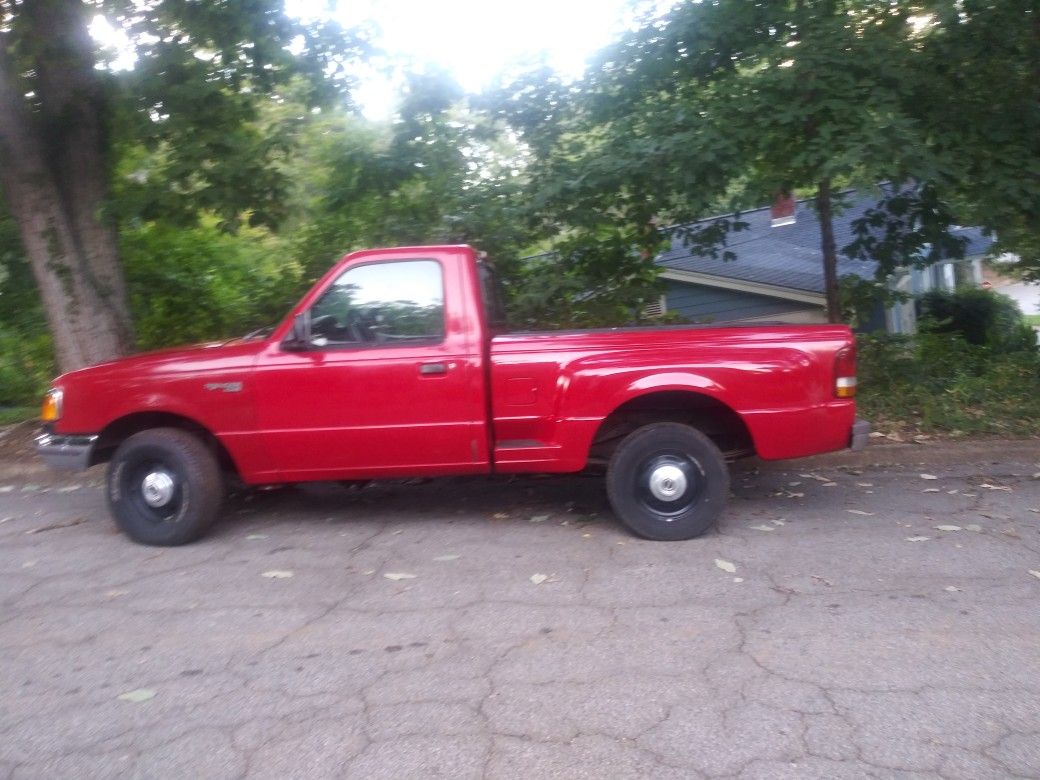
[{"x1": 655, "y1": 189, "x2": 993, "y2": 294}]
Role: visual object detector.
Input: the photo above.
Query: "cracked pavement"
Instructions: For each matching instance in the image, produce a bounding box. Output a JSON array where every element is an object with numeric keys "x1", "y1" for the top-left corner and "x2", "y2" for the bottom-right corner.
[{"x1": 1, "y1": 451, "x2": 1038, "y2": 778}]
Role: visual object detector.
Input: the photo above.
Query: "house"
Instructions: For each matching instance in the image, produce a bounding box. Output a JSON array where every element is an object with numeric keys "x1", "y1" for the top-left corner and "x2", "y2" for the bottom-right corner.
[{"x1": 653, "y1": 189, "x2": 994, "y2": 333}]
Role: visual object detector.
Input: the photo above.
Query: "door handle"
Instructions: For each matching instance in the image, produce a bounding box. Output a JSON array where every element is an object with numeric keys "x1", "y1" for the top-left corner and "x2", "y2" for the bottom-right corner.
[{"x1": 419, "y1": 361, "x2": 448, "y2": 376}]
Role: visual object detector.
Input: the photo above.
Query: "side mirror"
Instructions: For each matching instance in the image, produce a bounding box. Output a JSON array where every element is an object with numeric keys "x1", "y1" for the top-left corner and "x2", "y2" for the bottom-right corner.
[{"x1": 283, "y1": 312, "x2": 311, "y2": 351}]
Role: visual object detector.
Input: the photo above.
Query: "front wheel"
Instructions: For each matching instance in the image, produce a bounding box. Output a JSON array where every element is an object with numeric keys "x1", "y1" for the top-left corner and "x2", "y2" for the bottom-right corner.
[
  {"x1": 107, "y1": 428, "x2": 224, "y2": 546},
  {"x1": 606, "y1": 422, "x2": 729, "y2": 541}
]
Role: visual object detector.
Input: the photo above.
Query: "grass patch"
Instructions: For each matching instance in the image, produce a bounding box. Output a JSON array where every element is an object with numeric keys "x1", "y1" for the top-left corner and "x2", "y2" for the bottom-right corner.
[
  {"x1": 857, "y1": 333, "x2": 1040, "y2": 437},
  {"x1": 0, "y1": 407, "x2": 36, "y2": 426},
  {"x1": 1024, "y1": 314, "x2": 1040, "y2": 327}
]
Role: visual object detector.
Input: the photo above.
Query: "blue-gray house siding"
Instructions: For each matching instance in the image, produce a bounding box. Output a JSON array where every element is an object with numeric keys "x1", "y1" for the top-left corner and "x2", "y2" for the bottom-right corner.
[
  {"x1": 654, "y1": 188, "x2": 994, "y2": 333},
  {"x1": 663, "y1": 281, "x2": 819, "y2": 322}
]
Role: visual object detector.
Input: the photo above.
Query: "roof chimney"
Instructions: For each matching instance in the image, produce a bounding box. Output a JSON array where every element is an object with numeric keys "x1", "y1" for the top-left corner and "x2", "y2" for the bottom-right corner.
[{"x1": 771, "y1": 191, "x2": 796, "y2": 227}]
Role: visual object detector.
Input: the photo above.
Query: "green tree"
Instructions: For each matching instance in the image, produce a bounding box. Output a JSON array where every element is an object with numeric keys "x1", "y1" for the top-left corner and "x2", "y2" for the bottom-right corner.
[
  {"x1": 909, "y1": 1, "x2": 1040, "y2": 279},
  {"x1": 0, "y1": 0, "x2": 362, "y2": 373},
  {"x1": 496, "y1": 1, "x2": 1024, "y2": 323},
  {"x1": 291, "y1": 69, "x2": 532, "y2": 281}
]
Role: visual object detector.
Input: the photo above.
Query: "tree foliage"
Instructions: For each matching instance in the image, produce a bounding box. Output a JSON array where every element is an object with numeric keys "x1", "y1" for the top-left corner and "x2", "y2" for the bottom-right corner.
[
  {"x1": 491, "y1": 0, "x2": 1038, "y2": 320},
  {"x1": 0, "y1": 0, "x2": 364, "y2": 372}
]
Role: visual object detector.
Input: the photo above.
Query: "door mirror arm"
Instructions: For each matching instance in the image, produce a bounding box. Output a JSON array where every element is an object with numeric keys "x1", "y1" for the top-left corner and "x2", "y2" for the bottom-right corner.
[{"x1": 282, "y1": 312, "x2": 311, "y2": 352}]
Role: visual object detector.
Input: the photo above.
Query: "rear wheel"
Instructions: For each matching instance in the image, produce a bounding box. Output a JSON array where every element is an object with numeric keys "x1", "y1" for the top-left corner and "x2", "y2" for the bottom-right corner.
[
  {"x1": 606, "y1": 422, "x2": 729, "y2": 541},
  {"x1": 107, "y1": 428, "x2": 224, "y2": 546}
]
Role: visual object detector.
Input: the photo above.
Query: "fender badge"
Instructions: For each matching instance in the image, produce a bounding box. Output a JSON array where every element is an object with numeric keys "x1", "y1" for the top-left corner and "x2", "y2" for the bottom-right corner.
[{"x1": 204, "y1": 382, "x2": 243, "y2": 393}]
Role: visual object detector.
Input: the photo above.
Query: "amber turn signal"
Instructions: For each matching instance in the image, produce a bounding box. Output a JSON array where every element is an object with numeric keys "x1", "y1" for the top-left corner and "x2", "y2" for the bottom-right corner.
[{"x1": 40, "y1": 389, "x2": 62, "y2": 422}]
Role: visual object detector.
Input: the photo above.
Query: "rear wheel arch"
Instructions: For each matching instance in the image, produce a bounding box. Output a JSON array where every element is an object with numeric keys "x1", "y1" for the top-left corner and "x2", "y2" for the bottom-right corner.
[{"x1": 590, "y1": 389, "x2": 755, "y2": 466}]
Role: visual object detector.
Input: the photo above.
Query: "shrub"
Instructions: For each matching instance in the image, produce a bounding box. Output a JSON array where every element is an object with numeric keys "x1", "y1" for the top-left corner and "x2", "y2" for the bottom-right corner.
[
  {"x1": 919, "y1": 287, "x2": 1036, "y2": 352},
  {"x1": 121, "y1": 219, "x2": 304, "y2": 350},
  {"x1": 857, "y1": 331, "x2": 1040, "y2": 435}
]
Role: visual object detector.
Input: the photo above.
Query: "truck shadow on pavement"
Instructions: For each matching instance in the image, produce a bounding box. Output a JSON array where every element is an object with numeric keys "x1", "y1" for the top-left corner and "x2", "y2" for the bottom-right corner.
[{"x1": 215, "y1": 473, "x2": 624, "y2": 539}]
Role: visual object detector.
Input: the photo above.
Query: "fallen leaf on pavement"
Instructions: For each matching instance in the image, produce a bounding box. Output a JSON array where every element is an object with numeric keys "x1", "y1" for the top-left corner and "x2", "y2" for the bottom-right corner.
[
  {"x1": 529, "y1": 573, "x2": 548, "y2": 585},
  {"x1": 118, "y1": 689, "x2": 156, "y2": 703},
  {"x1": 906, "y1": 536, "x2": 931, "y2": 542},
  {"x1": 492, "y1": 512, "x2": 509, "y2": 519},
  {"x1": 944, "y1": 586, "x2": 961, "y2": 592},
  {"x1": 749, "y1": 524, "x2": 775, "y2": 532},
  {"x1": 1029, "y1": 570, "x2": 1040, "y2": 580},
  {"x1": 979, "y1": 483, "x2": 1012, "y2": 492},
  {"x1": 733, "y1": 577, "x2": 744, "y2": 583},
  {"x1": 262, "y1": 570, "x2": 294, "y2": 579},
  {"x1": 934, "y1": 525, "x2": 962, "y2": 532},
  {"x1": 856, "y1": 482, "x2": 874, "y2": 487},
  {"x1": 922, "y1": 488, "x2": 940, "y2": 493},
  {"x1": 383, "y1": 572, "x2": 416, "y2": 581},
  {"x1": 529, "y1": 515, "x2": 549, "y2": 523},
  {"x1": 715, "y1": 559, "x2": 737, "y2": 573},
  {"x1": 56, "y1": 485, "x2": 81, "y2": 493},
  {"x1": 433, "y1": 554, "x2": 460, "y2": 562},
  {"x1": 846, "y1": 509, "x2": 875, "y2": 516},
  {"x1": 246, "y1": 534, "x2": 268, "y2": 540},
  {"x1": 772, "y1": 519, "x2": 786, "y2": 526},
  {"x1": 822, "y1": 482, "x2": 837, "y2": 487},
  {"x1": 920, "y1": 474, "x2": 938, "y2": 480}
]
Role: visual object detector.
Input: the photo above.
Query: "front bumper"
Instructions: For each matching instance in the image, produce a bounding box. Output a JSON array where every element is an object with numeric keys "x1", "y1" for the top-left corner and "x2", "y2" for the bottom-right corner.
[
  {"x1": 35, "y1": 429, "x2": 98, "y2": 471},
  {"x1": 850, "y1": 418, "x2": 871, "y2": 451}
]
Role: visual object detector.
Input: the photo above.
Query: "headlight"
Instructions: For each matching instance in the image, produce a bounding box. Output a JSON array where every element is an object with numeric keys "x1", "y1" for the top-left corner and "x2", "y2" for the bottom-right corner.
[{"x1": 40, "y1": 388, "x2": 63, "y2": 422}]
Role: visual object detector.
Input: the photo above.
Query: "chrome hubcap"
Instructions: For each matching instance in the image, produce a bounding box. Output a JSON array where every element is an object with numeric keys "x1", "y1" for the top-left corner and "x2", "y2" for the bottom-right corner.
[
  {"x1": 648, "y1": 464, "x2": 687, "y2": 502},
  {"x1": 141, "y1": 471, "x2": 175, "y2": 508}
]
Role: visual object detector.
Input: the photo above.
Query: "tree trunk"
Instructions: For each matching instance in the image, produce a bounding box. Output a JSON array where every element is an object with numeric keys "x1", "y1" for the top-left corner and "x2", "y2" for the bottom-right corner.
[
  {"x1": 816, "y1": 178, "x2": 842, "y2": 323},
  {"x1": 0, "y1": 2, "x2": 134, "y2": 374}
]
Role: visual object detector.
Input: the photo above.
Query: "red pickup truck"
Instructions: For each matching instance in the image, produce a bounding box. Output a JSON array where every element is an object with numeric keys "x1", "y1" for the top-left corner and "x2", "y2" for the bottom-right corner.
[{"x1": 37, "y1": 245, "x2": 868, "y2": 545}]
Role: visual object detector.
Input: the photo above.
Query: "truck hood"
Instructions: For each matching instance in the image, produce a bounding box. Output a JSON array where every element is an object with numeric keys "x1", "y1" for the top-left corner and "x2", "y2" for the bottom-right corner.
[{"x1": 55, "y1": 338, "x2": 269, "y2": 385}]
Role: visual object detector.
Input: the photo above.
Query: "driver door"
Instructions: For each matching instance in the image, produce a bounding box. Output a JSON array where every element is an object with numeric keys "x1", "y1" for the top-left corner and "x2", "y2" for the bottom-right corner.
[{"x1": 251, "y1": 256, "x2": 489, "y2": 480}]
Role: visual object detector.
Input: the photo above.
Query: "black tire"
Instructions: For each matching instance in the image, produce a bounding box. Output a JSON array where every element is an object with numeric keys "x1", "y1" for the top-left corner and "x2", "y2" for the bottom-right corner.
[
  {"x1": 107, "y1": 428, "x2": 224, "y2": 546},
  {"x1": 606, "y1": 422, "x2": 729, "y2": 541}
]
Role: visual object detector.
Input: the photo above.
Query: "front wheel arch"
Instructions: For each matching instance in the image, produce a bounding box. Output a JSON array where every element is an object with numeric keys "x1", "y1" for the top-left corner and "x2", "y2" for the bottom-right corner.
[{"x1": 91, "y1": 411, "x2": 240, "y2": 478}]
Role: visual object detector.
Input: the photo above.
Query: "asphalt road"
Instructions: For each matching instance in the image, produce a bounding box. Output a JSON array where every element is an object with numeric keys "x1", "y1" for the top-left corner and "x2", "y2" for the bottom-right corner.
[{"x1": 1, "y1": 452, "x2": 1039, "y2": 779}]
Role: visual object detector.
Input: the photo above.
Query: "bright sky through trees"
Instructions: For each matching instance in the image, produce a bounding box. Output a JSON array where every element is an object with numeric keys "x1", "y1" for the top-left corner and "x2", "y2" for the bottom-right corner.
[
  {"x1": 287, "y1": 0, "x2": 666, "y2": 118},
  {"x1": 90, "y1": 0, "x2": 668, "y2": 118}
]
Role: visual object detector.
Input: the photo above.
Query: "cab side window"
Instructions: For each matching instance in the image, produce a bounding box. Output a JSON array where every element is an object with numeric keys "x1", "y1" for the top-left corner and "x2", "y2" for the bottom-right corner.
[{"x1": 308, "y1": 259, "x2": 444, "y2": 347}]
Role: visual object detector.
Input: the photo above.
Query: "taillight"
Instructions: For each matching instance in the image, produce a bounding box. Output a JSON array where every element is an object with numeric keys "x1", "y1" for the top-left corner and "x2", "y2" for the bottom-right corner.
[{"x1": 834, "y1": 344, "x2": 856, "y2": 398}]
